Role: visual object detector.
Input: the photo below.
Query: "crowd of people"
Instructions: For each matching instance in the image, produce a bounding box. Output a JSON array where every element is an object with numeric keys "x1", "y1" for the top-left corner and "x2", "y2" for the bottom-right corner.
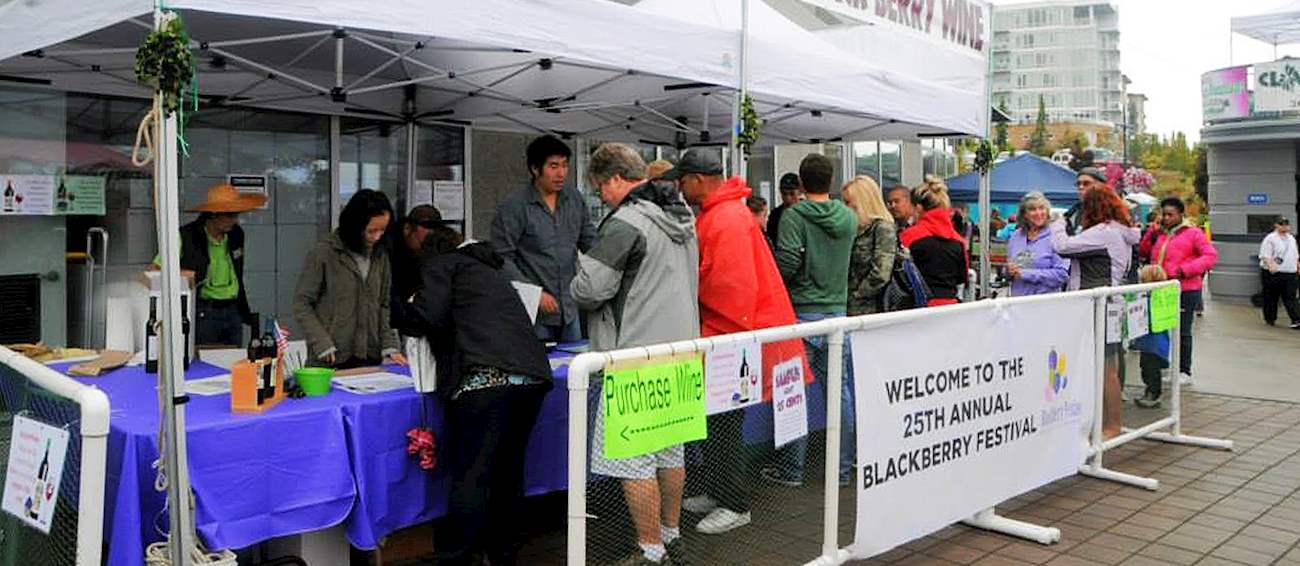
[{"x1": 158, "y1": 133, "x2": 1229, "y2": 566}]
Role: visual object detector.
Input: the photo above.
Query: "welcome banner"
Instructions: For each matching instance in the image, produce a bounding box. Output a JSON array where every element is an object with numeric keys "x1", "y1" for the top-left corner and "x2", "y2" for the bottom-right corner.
[{"x1": 850, "y1": 296, "x2": 1096, "y2": 557}]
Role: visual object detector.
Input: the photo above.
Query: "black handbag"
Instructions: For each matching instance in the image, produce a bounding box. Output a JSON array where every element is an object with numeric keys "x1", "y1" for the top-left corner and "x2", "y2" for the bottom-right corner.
[{"x1": 879, "y1": 245, "x2": 931, "y2": 312}]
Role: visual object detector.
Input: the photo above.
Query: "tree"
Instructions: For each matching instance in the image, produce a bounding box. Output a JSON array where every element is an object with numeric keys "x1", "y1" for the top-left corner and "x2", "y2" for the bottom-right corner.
[
  {"x1": 1193, "y1": 144, "x2": 1208, "y2": 204},
  {"x1": 994, "y1": 101, "x2": 1011, "y2": 153},
  {"x1": 1028, "y1": 95, "x2": 1051, "y2": 156}
]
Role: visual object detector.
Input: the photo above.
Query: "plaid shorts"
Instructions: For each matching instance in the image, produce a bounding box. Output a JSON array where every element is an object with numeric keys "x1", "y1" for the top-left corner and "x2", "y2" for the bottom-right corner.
[{"x1": 589, "y1": 388, "x2": 684, "y2": 480}]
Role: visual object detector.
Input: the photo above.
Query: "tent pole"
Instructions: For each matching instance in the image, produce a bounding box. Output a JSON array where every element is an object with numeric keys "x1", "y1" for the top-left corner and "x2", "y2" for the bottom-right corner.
[
  {"x1": 731, "y1": 0, "x2": 750, "y2": 177},
  {"x1": 152, "y1": 4, "x2": 198, "y2": 565},
  {"x1": 979, "y1": 4, "x2": 995, "y2": 300}
]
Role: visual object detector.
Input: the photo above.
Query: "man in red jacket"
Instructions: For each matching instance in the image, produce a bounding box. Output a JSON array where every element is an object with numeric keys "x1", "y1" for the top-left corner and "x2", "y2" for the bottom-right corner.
[
  {"x1": 668, "y1": 149, "x2": 810, "y2": 536},
  {"x1": 1139, "y1": 197, "x2": 1218, "y2": 385}
]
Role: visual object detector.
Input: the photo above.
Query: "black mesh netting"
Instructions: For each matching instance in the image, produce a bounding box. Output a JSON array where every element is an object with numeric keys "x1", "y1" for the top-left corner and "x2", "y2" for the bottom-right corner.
[
  {"x1": 582, "y1": 361, "x2": 855, "y2": 566},
  {"x1": 0, "y1": 364, "x2": 84, "y2": 566}
]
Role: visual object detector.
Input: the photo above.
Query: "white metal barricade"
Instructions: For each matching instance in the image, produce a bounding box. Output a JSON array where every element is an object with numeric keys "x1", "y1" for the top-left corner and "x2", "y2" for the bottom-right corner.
[
  {"x1": 564, "y1": 283, "x2": 1234, "y2": 565},
  {"x1": 0, "y1": 346, "x2": 110, "y2": 566},
  {"x1": 1079, "y1": 282, "x2": 1234, "y2": 490}
]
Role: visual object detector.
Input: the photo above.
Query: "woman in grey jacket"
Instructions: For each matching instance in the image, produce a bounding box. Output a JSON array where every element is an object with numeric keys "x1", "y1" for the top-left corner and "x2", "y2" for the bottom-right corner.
[{"x1": 293, "y1": 189, "x2": 405, "y2": 368}]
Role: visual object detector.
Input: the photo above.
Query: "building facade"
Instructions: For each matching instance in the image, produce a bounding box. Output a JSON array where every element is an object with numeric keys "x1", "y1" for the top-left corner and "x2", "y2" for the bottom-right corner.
[{"x1": 991, "y1": 1, "x2": 1123, "y2": 127}]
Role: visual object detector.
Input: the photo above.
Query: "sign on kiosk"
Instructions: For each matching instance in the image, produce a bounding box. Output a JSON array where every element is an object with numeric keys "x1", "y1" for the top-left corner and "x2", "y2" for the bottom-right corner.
[{"x1": 850, "y1": 296, "x2": 1096, "y2": 557}]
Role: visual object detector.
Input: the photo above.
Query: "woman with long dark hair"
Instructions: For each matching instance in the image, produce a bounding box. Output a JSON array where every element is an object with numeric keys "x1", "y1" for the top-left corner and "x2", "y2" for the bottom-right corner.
[{"x1": 293, "y1": 189, "x2": 406, "y2": 368}]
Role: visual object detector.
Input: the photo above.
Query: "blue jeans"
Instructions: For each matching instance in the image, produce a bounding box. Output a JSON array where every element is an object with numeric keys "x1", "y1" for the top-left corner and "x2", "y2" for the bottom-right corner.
[
  {"x1": 773, "y1": 312, "x2": 855, "y2": 483},
  {"x1": 535, "y1": 315, "x2": 582, "y2": 343}
]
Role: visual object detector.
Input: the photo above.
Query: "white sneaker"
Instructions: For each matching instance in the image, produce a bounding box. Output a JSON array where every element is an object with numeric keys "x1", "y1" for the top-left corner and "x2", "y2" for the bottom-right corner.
[
  {"x1": 695, "y1": 508, "x2": 751, "y2": 535},
  {"x1": 1178, "y1": 373, "x2": 1193, "y2": 387},
  {"x1": 682, "y1": 494, "x2": 718, "y2": 514}
]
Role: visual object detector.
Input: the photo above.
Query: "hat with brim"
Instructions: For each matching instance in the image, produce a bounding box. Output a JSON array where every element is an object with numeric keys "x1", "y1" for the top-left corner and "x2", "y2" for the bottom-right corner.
[{"x1": 189, "y1": 183, "x2": 266, "y2": 213}]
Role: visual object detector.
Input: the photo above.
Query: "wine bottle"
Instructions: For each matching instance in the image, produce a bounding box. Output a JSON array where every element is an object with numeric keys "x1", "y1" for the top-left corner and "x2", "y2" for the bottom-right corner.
[
  {"x1": 29, "y1": 439, "x2": 50, "y2": 519},
  {"x1": 2, "y1": 181, "x2": 14, "y2": 213},
  {"x1": 249, "y1": 335, "x2": 264, "y2": 403},
  {"x1": 144, "y1": 296, "x2": 159, "y2": 374},
  {"x1": 180, "y1": 295, "x2": 191, "y2": 370}
]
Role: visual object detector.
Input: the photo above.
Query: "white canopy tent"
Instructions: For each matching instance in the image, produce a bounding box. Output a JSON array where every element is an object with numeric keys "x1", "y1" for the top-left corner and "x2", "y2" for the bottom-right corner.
[
  {"x1": 0, "y1": 0, "x2": 985, "y2": 146},
  {"x1": 1, "y1": 1, "x2": 988, "y2": 563},
  {"x1": 1231, "y1": 1, "x2": 1300, "y2": 49}
]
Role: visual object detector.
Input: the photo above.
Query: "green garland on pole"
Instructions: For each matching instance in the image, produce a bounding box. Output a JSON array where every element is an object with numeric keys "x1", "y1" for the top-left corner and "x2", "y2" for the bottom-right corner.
[
  {"x1": 736, "y1": 94, "x2": 761, "y2": 156},
  {"x1": 973, "y1": 139, "x2": 996, "y2": 175},
  {"x1": 134, "y1": 13, "x2": 195, "y2": 117}
]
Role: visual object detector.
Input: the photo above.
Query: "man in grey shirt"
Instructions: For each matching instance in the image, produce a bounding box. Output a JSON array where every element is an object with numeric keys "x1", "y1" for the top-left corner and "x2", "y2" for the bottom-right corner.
[{"x1": 491, "y1": 135, "x2": 596, "y2": 342}]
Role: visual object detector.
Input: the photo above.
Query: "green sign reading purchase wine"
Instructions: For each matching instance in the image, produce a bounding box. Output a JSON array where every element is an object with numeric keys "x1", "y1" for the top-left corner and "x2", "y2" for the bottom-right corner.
[{"x1": 602, "y1": 355, "x2": 707, "y2": 459}]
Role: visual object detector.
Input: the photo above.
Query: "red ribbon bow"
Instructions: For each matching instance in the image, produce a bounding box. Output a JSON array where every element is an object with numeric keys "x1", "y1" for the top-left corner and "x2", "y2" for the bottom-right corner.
[{"x1": 405, "y1": 427, "x2": 437, "y2": 471}]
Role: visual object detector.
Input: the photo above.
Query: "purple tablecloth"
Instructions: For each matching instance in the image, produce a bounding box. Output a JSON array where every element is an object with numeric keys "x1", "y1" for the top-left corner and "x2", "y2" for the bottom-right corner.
[
  {"x1": 67, "y1": 347, "x2": 828, "y2": 566},
  {"x1": 61, "y1": 355, "x2": 572, "y2": 566}
]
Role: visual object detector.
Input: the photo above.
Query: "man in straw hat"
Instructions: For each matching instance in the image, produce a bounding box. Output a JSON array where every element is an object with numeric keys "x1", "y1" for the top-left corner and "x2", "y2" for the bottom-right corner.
[{"x1": 151, "y1": 182, "x2": 264, "y2": 345}]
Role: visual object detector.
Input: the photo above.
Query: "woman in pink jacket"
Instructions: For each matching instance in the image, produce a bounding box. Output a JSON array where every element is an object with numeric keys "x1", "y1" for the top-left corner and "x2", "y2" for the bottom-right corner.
[{"x1": 1138, "y1": 197, "x2": 1218, "y2": 384}]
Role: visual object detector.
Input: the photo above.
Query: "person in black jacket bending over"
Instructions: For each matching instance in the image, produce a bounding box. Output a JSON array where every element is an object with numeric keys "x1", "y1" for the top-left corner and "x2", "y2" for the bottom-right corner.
[
  {"x1": 405, "y1": 225, "x2": 553, "y2": 566},
  {"x1": 151, "y1": 183, "x2": 262, "y2": 345}
]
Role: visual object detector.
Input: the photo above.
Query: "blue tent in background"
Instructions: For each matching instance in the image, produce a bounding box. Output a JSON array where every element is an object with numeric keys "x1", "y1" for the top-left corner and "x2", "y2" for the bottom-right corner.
[{"x1": 946, "y1": 153, "x2": 1080, "y2": 205}]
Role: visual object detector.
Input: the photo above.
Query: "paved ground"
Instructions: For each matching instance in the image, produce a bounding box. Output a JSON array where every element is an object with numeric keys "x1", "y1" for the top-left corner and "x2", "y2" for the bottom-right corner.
[
  {"x1": 378, "y1": 296, "x2": 1300, "y2": 565},
  {"x1": 1187, "y1": 297, "x2": 1300, "y2": 403}
]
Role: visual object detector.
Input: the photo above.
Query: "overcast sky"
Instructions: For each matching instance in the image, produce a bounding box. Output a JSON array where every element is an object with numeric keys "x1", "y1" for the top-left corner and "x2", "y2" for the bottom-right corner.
[{"x1": 992, "y1": 0, "x2": 1300, "y2": 143}]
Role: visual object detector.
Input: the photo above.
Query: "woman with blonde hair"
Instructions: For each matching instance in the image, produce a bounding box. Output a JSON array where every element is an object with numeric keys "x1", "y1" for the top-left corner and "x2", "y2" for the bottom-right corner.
[{"x1": 842, "y1": 176, "x2": 897, "y2": 315}]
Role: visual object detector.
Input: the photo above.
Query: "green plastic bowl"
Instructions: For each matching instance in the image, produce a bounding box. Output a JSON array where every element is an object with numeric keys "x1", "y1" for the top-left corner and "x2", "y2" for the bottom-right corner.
[{"x1": 294, "y1": 367, "x2": 335, "y2": 397}]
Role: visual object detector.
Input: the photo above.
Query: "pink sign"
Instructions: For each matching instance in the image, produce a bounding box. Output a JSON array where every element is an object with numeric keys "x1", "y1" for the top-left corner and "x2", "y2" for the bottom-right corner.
[{"x1": 1202, "y1": 67, "x2": 1250, "y2": 122}]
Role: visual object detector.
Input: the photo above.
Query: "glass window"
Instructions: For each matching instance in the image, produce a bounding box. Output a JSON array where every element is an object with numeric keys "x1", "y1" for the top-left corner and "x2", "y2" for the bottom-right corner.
[
  {"x1": 853, "y1": 141, "x2": 880, "y2": 184},
  {"x1": 880, "y1": 142, "x2": 902, "y2": 188},
  {"x1": 339, "y1": 118, "x2": 408, "y2": 210}
]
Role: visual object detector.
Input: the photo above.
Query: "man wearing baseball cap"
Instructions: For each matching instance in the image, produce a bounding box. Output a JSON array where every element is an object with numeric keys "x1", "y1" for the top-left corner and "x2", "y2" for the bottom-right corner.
[
  {"x1": 1259, "y1": 216, "x2": 1300, "y2": 328},
  {"x1": 151, "y1": 183, "x2": 264, "y2": 345}
]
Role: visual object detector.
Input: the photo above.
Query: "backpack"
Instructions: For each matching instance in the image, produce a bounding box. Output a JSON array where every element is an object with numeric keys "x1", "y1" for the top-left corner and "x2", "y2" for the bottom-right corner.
[{"x1": 879, "y1": 244, "x2": 931, "y2": 312}]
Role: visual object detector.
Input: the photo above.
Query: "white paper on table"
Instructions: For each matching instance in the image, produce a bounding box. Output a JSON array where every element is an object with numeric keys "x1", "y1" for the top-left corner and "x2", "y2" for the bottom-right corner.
[
  {"x1": 772, "y1": 357, "x2": 808, "y2": 448},
  {"x1": 409, "y1": 180, "x2": 433, "y2": 212},
  {"x1": 2, "y1": 415, "x2": 70, "y2": 534},
  {"x1": 433, "y1": 181, "x2": 465, "y2": 220},
  {"x1": 1105, "y1": 297, "x2": 1123, "y2": 344},
  {"x1": 1126, "y1": 297, "x2": 1149, "y2": 339},
  {"x1": 704, "y1": 342, "x2": 762, "y2": 415},
  {"x1": 405, "y1": 336, "x2": 437, "y2": 393},
  {"x1": 185, "y1": 374, "x2": 233, "y2": 396},
  {"x1": 511, "y1": 281, "x2": 543, "y2": 324},
  {"x1": 334, "y1": 372, "x2": 414, "y2": 395}
]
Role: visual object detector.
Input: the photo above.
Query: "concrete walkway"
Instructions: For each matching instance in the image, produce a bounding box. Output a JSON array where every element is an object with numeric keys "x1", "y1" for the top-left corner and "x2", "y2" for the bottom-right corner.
[{"x1": 1187, "y1": 297, "x2": 1300, "y2": 403}]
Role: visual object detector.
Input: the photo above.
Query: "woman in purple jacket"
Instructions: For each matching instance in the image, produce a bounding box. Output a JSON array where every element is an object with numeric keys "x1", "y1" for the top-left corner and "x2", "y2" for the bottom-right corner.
[{"x1": 1006, "y1": 191, "x2": 1069, "y2": 296}]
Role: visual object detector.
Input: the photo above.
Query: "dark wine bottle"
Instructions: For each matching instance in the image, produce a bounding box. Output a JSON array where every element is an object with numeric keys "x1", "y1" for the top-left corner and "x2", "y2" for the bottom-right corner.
[
  {"x1": 180, "y1": 294, "x2": 191, "y2": 371},
  {"x1": 145, "y1": 296, "x2": 159, "y2": 374}
]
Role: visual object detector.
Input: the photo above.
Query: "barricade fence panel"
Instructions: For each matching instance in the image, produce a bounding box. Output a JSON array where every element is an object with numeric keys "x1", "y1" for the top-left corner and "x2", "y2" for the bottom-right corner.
[
  {"x1": 0, "y1": 365, "x2": 84, "y2": 566},
  {"x1": 0, "y1": 348, "x2": 108, "y2": 566},
  {"x1": 580, "y1": 342, "x2": 842, "y2": 566},
  {"x1": 567, "y1": 281, "x2": 1227, "y2": 566}
]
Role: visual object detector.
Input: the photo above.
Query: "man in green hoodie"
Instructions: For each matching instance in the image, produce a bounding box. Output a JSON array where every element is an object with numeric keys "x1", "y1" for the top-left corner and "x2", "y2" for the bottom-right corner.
[{"x1": 763, "y1": 153, "x2": 859, "y2": 487}]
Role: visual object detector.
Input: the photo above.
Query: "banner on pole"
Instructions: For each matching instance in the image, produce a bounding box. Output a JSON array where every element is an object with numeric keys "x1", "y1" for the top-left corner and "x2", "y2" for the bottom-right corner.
[{"x1": 851, "y1": 296, "x2": 1095, "y2": 557}]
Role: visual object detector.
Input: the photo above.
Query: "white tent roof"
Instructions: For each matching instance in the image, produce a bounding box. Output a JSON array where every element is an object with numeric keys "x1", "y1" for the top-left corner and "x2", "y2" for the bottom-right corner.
[
  {"x1": 1231, "y1": 1, "x2": 1300, "y2": 46},
  {"x1": 0, "y1": 0, "x2": 985, "y2": 145}
]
